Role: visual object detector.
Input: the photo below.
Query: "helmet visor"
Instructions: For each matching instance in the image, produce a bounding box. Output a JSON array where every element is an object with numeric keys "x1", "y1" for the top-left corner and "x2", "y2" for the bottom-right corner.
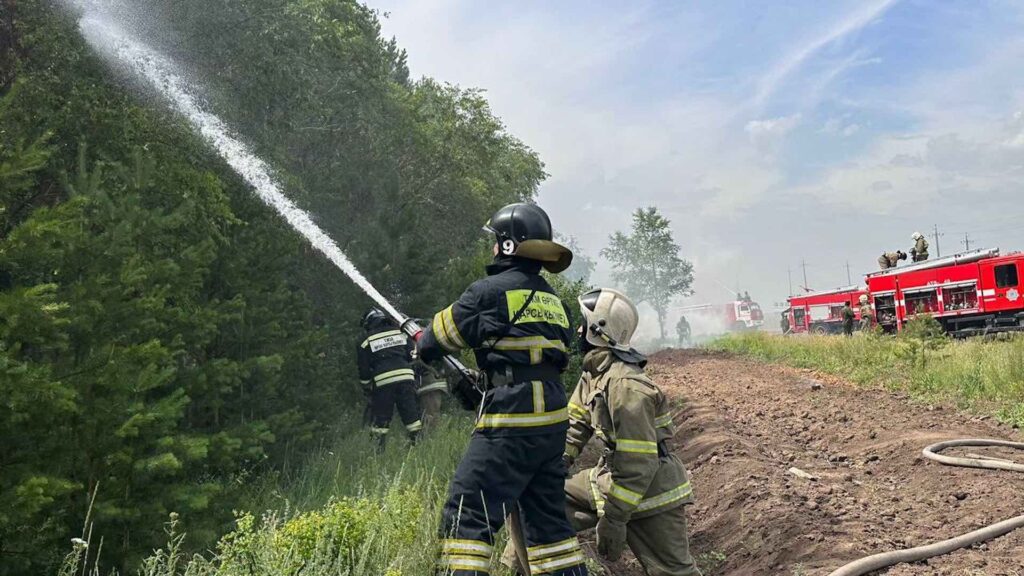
[{"x1": 579, "y1": 289, "x2": 602, "y2": 312}]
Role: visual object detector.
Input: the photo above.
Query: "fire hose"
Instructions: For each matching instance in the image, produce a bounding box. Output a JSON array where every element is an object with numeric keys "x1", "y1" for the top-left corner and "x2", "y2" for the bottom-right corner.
[{"x1": 827, "y1": 438, "x2": 1024, "y2": 576}]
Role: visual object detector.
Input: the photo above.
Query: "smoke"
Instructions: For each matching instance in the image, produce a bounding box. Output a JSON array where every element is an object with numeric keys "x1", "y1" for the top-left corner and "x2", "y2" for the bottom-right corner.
[{"x1": 64, "y1": 3, "x2": 404, "y2": 320}]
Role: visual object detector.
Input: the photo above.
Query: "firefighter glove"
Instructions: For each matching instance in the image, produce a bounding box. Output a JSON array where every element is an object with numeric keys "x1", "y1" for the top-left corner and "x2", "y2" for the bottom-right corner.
[
  {"x1": 451, "y1": 369, "x2": 484, "y2": 411},
  {"x1": 561, "y1": 453, "x2": 575, "y2": 478},
  {"x1": 596, "y1": 516, "x2": 627, "y2": 561}
]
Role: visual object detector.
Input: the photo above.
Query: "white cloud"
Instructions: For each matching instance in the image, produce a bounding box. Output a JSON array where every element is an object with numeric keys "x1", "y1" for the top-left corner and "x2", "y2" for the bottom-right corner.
[
  {"x1": 752, "y1": 0, "x2": 900, "y2": 108},
  {"x1": 821, "y1": 116, "x2": 860, "y2": 137},
  {"x1": 745, "y1": 113, "x2": 802, "y2": 151},
  {"x1": 794, "y1": 109, "x2": 1024, "y2": 212}
]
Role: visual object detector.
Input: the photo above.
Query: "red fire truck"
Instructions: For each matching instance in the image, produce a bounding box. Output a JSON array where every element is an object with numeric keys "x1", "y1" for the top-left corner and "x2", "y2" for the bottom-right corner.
[
  {"x1": 679, "y1": 297, "x2": 765, "y2": 332},
  {"x1": 786, "y1": 285, "x2": 869, "y2": 334},
  {"x1": 865, "y1": 248, "x2": 1024, "y2": 336}
]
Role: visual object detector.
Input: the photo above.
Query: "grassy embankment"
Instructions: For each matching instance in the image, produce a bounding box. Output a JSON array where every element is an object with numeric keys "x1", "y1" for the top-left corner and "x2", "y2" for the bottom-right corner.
[
  {"x1": 60, "y1": 413, "x2": 494, "y2": 576},
  {"x1": 708, "y1": 328, "x2": 1024, "y2": 427}
]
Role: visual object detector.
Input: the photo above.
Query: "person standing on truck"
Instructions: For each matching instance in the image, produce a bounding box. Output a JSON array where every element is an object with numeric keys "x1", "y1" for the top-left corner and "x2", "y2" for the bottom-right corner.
[
  {"x1": 878, "y1": 250, "x2": 907, "y2": 270},
  {"x1": 552, "y1": 288, "x2": 701, "y2": 576},
  {"x1": 357, "y1": 308, "x2": 423, "y2": 452},
  {"x1": 858, "y1": 294, "x2": 874, "y2": 332},
  {"x1": 841, "y1": 301, "x2": 856, "y2": 336},
  {"x1": 911, "y1": 232, "x2": 930, "y2": 262},
  {"x1": 414, "y1": 203, "x2": 587, "y2": 576}
]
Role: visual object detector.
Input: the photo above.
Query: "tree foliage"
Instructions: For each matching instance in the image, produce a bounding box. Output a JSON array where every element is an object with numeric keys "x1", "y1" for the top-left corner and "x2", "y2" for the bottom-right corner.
[
  {"x1": 601, "y1": 207, "x2": 694, "y2": 339},
  {"x1": 0, "y1": 0, "x2": 548, "y2": 572}
]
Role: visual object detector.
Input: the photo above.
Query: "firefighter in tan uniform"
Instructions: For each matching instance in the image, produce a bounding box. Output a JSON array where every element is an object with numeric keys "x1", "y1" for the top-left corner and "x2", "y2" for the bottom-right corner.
[
  {"x1": 564, "y1": 289, "x2": 701, "y2": 575},
  {"x1": 877, "y1": 250, "x2": 907, "y2": 270},
  {"x1": 911, "y1": 232, "x2": 929, "y2": 262},
  {"x1": 858, "y1": 294, "x2": 874, "y2": 332}
]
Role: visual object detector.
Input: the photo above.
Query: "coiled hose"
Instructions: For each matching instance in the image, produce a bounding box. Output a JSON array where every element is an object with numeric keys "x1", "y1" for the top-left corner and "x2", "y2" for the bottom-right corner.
[{"x1": 827, "y1": 438, "x2": 1024, "y2": 576}]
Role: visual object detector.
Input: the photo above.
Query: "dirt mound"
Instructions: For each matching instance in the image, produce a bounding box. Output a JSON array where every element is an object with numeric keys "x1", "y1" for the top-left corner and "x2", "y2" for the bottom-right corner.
[{"x1": 584, "y1": 349, "x2": 1024, "y2": 575}]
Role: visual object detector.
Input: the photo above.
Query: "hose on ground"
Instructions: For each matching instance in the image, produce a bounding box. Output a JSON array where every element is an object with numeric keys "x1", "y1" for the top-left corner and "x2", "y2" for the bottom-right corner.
[{"x1": 826, "y1": 438, "x2": 1024, "y2": 576}]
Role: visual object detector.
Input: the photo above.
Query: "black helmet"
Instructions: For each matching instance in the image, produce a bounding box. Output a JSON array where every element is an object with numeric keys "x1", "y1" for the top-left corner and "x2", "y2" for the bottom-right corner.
[
  {"x1": 361, "y1": 308, "x2": 388, "y2": 329},
  {"x1": 483, "y1": 203, "x2": 573, "y2": 273}
]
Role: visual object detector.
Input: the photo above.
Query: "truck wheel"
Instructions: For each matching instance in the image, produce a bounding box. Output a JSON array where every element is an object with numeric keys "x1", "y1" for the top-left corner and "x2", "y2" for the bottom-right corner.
[{"x1": 812, "y1": 325, "x2": 827, "y2": 335}]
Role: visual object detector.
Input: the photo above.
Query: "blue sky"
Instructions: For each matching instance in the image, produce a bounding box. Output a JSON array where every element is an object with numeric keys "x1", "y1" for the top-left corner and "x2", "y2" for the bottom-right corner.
[{"x1": 369, "y1": 0, "x2": 1024, "y2": 331}]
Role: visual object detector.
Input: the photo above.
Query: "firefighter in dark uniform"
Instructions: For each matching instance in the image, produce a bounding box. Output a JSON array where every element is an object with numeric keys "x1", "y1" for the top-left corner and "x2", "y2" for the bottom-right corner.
[
  {"x1": 357, "y1": 308, "x2": 423, "y2": 451},
  {"x1": 841, "y1": 300, "x2": 856, "y2": 336},
  {"x1": 415, "y1": 203, "x2": 587, "y2": 576}
]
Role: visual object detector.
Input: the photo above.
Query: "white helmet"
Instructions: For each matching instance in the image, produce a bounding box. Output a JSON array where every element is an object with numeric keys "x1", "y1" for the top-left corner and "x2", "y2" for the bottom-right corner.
[
  {"x1": 578, "y1": 288, "x2": 638, "y2": 351},
  {"x1": 859, "y1": 294, "x2": 869, "y2": 304},
  {"x1": 912, "y1": 231, "x2": 923, "y2": 240}
]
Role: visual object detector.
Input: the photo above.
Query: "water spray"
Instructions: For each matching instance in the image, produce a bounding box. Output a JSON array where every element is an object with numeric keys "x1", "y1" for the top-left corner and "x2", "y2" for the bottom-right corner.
[{"x1": 68, "y1": 6, "x2": 472, "y2": 380}]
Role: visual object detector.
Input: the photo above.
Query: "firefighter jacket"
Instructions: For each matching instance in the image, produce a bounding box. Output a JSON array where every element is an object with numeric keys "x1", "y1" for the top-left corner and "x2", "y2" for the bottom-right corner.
[
  {"x1": 565, "y1": 348, "x2": 694, "y2": 523},
  {"x1": 859, "y1": 303, "x2": 874, "y2": 321},
  {"x1": 418, "y1": 257, "x2": 573, "y2": 436},
  {"x1": 357, "y1": 321, "x2": 416, "y2": 391},
  {"x1": 914, "y1": 237, "x2": 929, "y2": 258}
]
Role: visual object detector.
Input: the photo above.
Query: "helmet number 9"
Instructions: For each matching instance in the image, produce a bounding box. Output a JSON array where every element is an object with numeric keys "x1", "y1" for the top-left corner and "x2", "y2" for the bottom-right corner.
[{"x1": 501, "y1": 239, "x2": 516, "y2": 256}]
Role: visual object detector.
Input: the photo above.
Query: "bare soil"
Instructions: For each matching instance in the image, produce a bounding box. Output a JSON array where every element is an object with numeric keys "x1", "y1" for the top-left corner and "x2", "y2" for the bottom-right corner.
[{"x1": 583, "y1": 349, "x2": 1024, "y2": 576}]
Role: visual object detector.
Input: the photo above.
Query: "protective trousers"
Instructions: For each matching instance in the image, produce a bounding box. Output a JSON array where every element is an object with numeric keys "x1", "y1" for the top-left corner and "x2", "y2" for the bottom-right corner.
[
  {"x1": 438, "y1": 433, "x2": 587, "y2": 576},
  {"x1": 369, "y1": 381, "x2": 422, "y2": 442},
  {"x1": 564, "y1": 468, "x2": 701, "y2": 576},
  {"x1": 419, "y1": 390, "x2": 444, "y2": 429}
]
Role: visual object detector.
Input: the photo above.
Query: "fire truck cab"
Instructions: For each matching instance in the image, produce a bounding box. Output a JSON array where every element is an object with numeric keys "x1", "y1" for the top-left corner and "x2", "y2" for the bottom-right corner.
[
  {"x1": 787, "y1": 286, "x2": 869, "y2": 334},
  {"x1": 865, "y1": 248, "x2": 1024, "y2": 336},
  {"x1": 728, "y1": 299, "x2": 765, "y2": 331}
]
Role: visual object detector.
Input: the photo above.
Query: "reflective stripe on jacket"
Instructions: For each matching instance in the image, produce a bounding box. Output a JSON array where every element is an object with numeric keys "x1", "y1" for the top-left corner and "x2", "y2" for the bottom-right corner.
[
  {"x1": 417, "y1": 258, "x2": 573, "y2": 436},
  {"x1": 357, "y1": 326, "x2": 415, "y2": 388},
  {"x1": 565, "y1": 349, "x2": 694, "y2": 521}
]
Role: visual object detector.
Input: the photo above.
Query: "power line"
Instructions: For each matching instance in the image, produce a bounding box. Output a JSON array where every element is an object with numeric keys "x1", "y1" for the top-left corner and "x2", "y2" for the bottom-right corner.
[
  {"x1": 932, "y1": 224, "x2": 944, "y2": 258},
  {"x1": 962, "y1": 233, "x2": 972, "y2": 251},
  {"x1": 845, "y1": 260, "x2": 852, "y2": 285},
  {"x1": 801, "y1": 259, "x2": 809, "y2": 293}
]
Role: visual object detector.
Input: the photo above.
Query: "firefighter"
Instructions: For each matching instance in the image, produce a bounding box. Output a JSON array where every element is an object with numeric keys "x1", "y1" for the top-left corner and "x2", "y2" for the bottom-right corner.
[
  {"x1": 556, "y1": 288, "x2": 700, "y2": 576},
  {"x1": 415, "y1": 203, "x2": 586, "y2": 576},
  {"x1": 841, "y1": 300, "x2": 855, "y2": 336},
  {"x1": 780, "y1": 310, "x2": 791, "y2": 334},
  {"x1": 858, "y1": 294, "x2": 874, "y2": 332},
  {"x1": 357, "y1": 308, "x2": 422, "y2": 452},
  {"x1": 413, "y1": 359, "x2": 448, "y2": 429},
  {"x1": 877, "y1": 250, "x2": 907, "y2": 270},
  {"x1": 911, "y1": 232, "x2": 930, "y2": 262},
  {"x1": 676, "y1": 315, "x2": 691, "y2": 346}
]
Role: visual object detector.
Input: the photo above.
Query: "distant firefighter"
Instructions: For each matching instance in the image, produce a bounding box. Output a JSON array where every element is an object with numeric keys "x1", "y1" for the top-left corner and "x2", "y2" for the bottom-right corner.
[
  {"x1": 676, "y1": 315, "x2": 691, "y2": 346},
  {"x1": 877, "y1": 250, "x2": 907, "y2": 270},
  {"x1": 858, "y1": 294, "x2": 874, "y2": 332},
  {"x1": 841, "y1": 301, "x2": 855, "y2": 336},
  {"x1": 911, "y1": 232, "x2": 929, "y2": 262}
]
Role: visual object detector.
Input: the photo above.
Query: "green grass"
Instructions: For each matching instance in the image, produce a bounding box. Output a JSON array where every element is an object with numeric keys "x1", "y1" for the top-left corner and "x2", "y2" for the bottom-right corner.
[
  {"x1": 59, "y1": 412, "x2": 510, "y2": 576},
  {"x1": 707, "y1": 328, "x2": 1024, "y2": 427}
]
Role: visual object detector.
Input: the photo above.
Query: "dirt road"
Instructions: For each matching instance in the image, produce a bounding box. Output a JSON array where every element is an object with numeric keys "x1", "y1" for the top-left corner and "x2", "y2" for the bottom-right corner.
[{"x1": 587, "y1": 349, "x2": 1024, "y2": 576}]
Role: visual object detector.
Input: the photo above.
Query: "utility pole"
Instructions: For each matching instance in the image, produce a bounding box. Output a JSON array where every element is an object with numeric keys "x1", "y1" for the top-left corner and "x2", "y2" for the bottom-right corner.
[
  {"x1": 962, "y1": 233, "x2": 971, "y2": 251},
  {"x1": 801, "y1": 259, "x2": 809, "y2": 293},
  {"x1": 845, "y1": 261, "x2": 852, "y2": 285},
  {"x1": 932, "y1": 224, "x2": 943, "y2": 258},
  {"x1": 787, "y1": 267, "x2": 793, "y2": 297}
]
